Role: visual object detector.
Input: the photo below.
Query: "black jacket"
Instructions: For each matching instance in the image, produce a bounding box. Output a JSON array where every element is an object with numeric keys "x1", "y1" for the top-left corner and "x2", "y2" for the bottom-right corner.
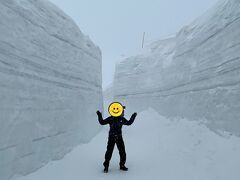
[{"x1": 97, "y1": 112, "x2": 137, "y2": 136}]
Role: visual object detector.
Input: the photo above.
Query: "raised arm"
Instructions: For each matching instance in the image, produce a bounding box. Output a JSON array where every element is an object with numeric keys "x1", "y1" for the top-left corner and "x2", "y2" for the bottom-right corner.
[
  {"x1": 123, "y1": 112, "x2": 137, "y2": 126},
  {"x1": 96, "y1": 111, "x2": 110, "y2": 125}
]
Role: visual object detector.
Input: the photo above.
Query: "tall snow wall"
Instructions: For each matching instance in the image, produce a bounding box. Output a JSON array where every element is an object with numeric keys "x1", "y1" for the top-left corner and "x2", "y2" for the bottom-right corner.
[
  {"x1": 114, "y1": 0, "x2": 240, "y2": 135},
  {"x1": 0, "y1": 0, "x2": 102, "y2": 179}
]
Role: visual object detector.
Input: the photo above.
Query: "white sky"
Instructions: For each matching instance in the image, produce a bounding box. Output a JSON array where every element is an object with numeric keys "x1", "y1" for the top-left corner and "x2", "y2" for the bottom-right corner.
[{"x1": 49, "y1": 0, "x2": 218, "y2": 89}]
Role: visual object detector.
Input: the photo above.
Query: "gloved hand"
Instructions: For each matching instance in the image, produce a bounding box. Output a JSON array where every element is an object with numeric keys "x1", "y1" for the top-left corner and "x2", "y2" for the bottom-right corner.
[
  {"x1": 96, "y1": 110, "x2": 102, "y2": 116},
  {"x1": 132, "y1": 112, "x2": 137, "y2": 117}
]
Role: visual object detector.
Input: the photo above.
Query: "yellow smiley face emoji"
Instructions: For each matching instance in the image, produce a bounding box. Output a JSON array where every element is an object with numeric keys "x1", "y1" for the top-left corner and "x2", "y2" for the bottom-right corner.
[{"x1": 108, "y1": 102, "x2": 124, "y2": 117}]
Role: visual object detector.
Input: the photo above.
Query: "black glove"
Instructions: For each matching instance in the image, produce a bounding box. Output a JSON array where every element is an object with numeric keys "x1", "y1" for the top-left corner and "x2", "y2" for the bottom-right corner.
[
  {"x1": 96, "y1": 110, "x2": 102, "y2": 116},
  {"x1": 132, "y1": 112, "x2": 137, "y2": 117}
]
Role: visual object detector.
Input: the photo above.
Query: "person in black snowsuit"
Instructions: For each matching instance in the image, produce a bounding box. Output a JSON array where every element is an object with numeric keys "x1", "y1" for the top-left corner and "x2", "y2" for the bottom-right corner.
[{"x1": 96, "y1": 108, "x2": 137, "y2": 173}]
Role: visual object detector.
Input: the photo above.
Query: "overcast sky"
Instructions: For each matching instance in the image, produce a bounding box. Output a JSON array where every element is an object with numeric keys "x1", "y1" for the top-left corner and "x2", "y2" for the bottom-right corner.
[{"x1": 49, "y1": 0, "x2": 218, "y2": 89}]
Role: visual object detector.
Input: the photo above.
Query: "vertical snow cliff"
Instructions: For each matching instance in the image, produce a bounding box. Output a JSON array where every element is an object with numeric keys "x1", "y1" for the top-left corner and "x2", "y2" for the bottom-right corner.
[
  {"x1": 114, "y1": 0, "x2": 240, "y2": 135},
  {"x1": 0, "y1": 0, "x2": 102, "y2": 179}
]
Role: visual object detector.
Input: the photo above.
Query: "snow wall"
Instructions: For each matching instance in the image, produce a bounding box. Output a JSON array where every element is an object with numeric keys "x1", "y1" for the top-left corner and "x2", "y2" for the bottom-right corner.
[
  {"x1": 0, "y1": 0, "x2": 103, "y2": 179},
  {"x1": 114, "y1": 0, "x2": 240, "y2": 135}
]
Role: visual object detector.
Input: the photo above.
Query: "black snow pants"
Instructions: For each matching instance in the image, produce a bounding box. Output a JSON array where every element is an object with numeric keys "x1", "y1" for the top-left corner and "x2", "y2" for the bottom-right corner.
[{"x1": 103, "y1": 135, "x2": 126, "y2": 167}]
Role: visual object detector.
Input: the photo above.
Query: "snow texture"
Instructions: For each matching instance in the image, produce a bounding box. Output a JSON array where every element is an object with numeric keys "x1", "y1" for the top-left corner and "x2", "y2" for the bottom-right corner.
[
  {"x1": 0, "y1": 0, "x2": 102, "y2": 180},
  {"x1": 18, "y1": 108, "x2": 240, "y2": 180},
  {"x1": 114, "y1": 0, "x2": 240, "y2": 135}
]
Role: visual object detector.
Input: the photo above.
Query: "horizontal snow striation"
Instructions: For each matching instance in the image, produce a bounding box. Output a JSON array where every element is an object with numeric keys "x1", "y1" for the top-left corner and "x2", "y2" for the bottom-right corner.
[
  {"x1": 0, "y1": 0, "x2": 102, "y2": 180},
  {"x1": 113, "y1": 0, "x2": 240, "y2": 135}
]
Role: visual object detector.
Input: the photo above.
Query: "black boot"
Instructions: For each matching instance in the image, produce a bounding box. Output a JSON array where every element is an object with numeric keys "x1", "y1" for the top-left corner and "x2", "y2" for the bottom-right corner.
[
  {"x1": 103, "y1": 161, "x2": 109, "y2": 173},
  {"x1": 104, "y1": 166, "x2": 108, "y2": 173},
  {"x1": 120, "y1": 165, "x2": 128, "y2": 171}
]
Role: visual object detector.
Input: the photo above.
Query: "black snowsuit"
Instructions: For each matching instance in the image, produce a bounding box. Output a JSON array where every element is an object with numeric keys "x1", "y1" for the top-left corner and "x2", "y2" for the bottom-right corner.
[{"x1": 97, "y1": 112, "x2": 136, "y2": 168}]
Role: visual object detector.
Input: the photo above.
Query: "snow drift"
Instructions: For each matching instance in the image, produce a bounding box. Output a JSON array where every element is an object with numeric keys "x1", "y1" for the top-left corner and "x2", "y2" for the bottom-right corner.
[
  {"x1": 114, "y1": 0, "x2": 240, "y2": 135},
  {"x1": 0, "y1": 0, "x2": 102, "y2": 180}
]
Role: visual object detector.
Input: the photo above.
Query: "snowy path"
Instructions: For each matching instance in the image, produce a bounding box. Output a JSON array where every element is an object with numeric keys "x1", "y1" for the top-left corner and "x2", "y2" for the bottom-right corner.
[{"x1": 18, "y1": 109, "x2": 240, "y2": 180}]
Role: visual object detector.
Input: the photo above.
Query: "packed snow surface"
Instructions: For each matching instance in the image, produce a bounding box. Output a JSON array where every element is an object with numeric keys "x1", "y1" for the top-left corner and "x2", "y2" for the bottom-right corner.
[{"x1": 18, "y1": 109, "x2": 240, "y2": 180}]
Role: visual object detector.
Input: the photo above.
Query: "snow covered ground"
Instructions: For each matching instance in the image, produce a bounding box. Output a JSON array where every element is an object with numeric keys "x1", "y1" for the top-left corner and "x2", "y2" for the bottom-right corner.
[{"x1": 18, "y1": 109, "x2": 240, "y2": 180}]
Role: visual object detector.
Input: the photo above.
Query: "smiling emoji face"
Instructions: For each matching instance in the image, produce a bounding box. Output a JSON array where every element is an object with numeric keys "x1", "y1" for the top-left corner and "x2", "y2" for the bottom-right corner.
[{"x1": 108, "y1": 102, "x2": 124, "y2": 117}]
